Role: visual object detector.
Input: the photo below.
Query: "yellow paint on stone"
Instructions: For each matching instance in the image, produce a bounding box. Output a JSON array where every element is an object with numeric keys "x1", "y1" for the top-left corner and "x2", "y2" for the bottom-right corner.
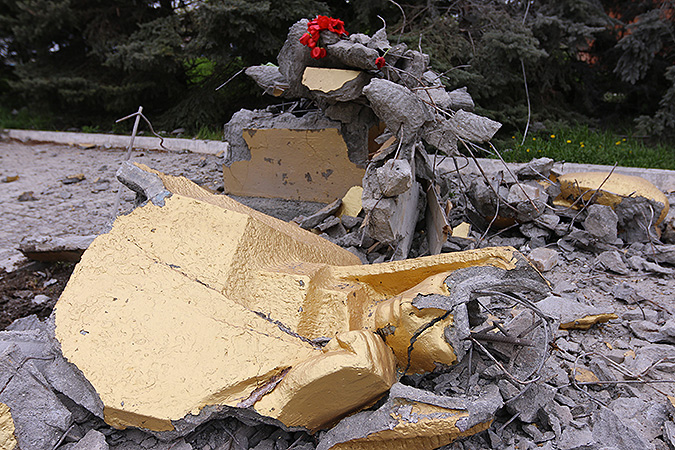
[
  {"x1": 223, "y1": 128, "x2": 365, "y2": 202},
  {"x1": 574, "y1": 367, "x2": 600, "y2": 383},
  {"x1": 556, "y1": 172, "x2": 669, "y2": 224},
  {"x1": 0, "y1": 403, "x2": 17, "y2": 450},
  {"x1": 559, "y1": 313, "x2": 618, "y2": 330},
  {"x1": 338, "y1": 186, "x2": 364, "y2": 218},
  {"x1": 451, "y1": 222, "x2": 471, "y2": 239},
  {"x1": 254, "y1": 330, "x2": 396, "y2": 431},
  {"x1": 302, "y1": 67, "x2": 363, "y2": 93},
  {"x1": 55, "y1": 165, "x2": 537, "y2": 435},
  {"x1": 328, "y1": 400, "x2": 492, "y2": 450}
]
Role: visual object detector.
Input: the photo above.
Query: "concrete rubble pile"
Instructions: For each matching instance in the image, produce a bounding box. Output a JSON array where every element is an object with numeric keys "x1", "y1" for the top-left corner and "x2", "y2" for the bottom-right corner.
[
  {"x1": 2, "y1": 19, "x2": 675, "y2": 450},
  {"x1": 225, "y1": 18, "x2": 500, "y2": 260}
]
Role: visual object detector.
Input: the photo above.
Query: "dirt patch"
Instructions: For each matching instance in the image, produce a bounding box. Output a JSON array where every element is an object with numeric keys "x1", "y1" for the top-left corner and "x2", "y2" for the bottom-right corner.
[{"x1": 0, "y1": 261, "x2": 75, "y2": 330}]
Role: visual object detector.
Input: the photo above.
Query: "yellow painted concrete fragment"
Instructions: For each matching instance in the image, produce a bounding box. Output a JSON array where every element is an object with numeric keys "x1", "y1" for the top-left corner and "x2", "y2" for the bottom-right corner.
[
  {"x1": 254, "y1": 330, "x2": 396, "y2": 431},
  {"x1": 338, "y1": 186, "x2": 364, "y2": 218},
  {"x1": 374, "y1": 273, "x2": 456, "y2": 373},
  {"x1": 452, "y1": 222, "x2": 471, "y2": 239},
  {"x1": 55, "y1": 165, "x2": 536, "y2": 435},
  {"x1": 224, "y1": 128, "x2": 365, "y2": 202},
  {"x1": 0, "y1": 403, "x2": 17, "y2": 450},
  {"x1": 560, "y1": 313, "x2": 618, "y2": 330},
  {"x1": 328, "y1": 400, "x2": 492, "y2": 450},
  {"x1": 574, "y1": 368, "x2": 600, "y2": 383},
  {"x1": 302, "y1": 67, "x2": 363, "y2": 93},
  {"x1": 556, "y1": 172, "x2": 669, "y2": 224}
]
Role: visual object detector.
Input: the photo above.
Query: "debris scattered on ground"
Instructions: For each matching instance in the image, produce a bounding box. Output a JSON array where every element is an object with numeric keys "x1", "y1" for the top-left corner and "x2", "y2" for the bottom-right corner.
[{"x1": 0, "y1": 16, "x2": 674, "y2": 450}]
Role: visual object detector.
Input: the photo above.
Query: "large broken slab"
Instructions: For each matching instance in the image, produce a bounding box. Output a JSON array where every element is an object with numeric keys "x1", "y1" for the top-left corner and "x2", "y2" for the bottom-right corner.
[{"x1": 55, "y1": 164, "x2": 546, "y2": 440}]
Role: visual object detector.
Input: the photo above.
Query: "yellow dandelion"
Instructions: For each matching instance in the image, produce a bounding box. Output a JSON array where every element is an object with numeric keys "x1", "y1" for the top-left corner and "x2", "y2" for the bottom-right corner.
[
  {"x1": 526, "y1": 148, "x2": 530, "y2": 152},
  {"x1": 566, "y1": 140, "x2": 572, "y2": 144},
  {"x1": 512, "y1": 136, "x2": 515, "y2": 139},
  {"x1": 615, "y1": 141, "x2": 621, "y2": 145},
  {"x1": 622, "y1": 138, "x2": 626, "y2": 141},
  {"x1": 550, "y1": 134, "x2": 556, "y2": 138},
  {"x1": 532, "y1": 137, "x2": 537, "y2": 141},
  {"x1": 581, "y1": 143, "x2": 585, "y2": 148}
]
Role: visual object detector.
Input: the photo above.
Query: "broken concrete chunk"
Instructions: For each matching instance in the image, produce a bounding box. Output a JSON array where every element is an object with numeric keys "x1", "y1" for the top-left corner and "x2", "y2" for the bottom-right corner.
[
  {"x1": 584, "y1": 204, "x2": 619, "y2": 243},
  {"x1": 337, "y1": 186, "x2": 363, "y2": 218},
  {"x1": 70, "y1": 429, "x2": 109, "y2": 450},
  {"x1": 19, "y1": 234, "x2": 97, "y2": 262},
  {"x1": 298, "y1": 198, "x2": 342, "y2": 229},
  {"x1": 0, "y1": 345, "x2": 72, "y2": 450},
  {"x1": 449, "y1": 109, "x2": 501, "y2": 143},
  {"x1": 413, "y1": 82, "x2": 452, "y2": 110},
  {"x1": 317, "y1": 383, "x2": 502, "y2": 450},
  {"x1": 537, "y1": 295, "x2": 617, "y2": 330},
  {"x1": 527, "y1": 247, "x2": 558, "y2": 272},
  {"x1": 421, "y1": 117, "x2": 459, "y2": 155},
  {"x1": 245, "y1": 65, "x2": 289, "y2": 97},
  {"x1": 276, "y1": 19, "x2": 312, "y2": 98},
  {"x1": 508, "y1": 183, "x2": 547, "y2": 205},
  {"x1": 592, "y1": 407, "x2": 654, "y2": 450},
  {"x1": 446, "y1": 87, "x2": 475, "y2": 112},
  {"x1": 426, "y1": 184, "x2": 451, "y2": 255},
  {"x1": 224, "y1": 123, "x2": 365, "y2": 202},
  {"x1": 0, "y1": 317, "x2": 104, "y2": 419},
  {"x1": 594, "y1": 250, "x2": 630, "y2": 275},
  {"x1": 516, "y1": 157, "x2": 554, "y2": 179},
  {"x1": 302, "y1": 67, "x2": 371, "y2": 102},
  {"x1": 396, "y1": 50, "x2": 430, "y2": 86},
  {"x1": 376, "y1": 158, "x2": 412, "y2": 197},
  {"x1": 317, "y1": 215, "x2": 342, "y2": 232},
  {"x1": 506, "y1": 383, "x2": 556, "y2": 423},
  {"x1": 117, "y1": 161, "x2": 172, "y2": 207},
  {"x1": 366, "y1": 26, "x2": 390, "y2": 52},
  {"x1": 362, "y1": 79, "x2": 433, "y2": 141},
  {"x1": 323, "y1": 40, "x2": 379, "y2": 70}
]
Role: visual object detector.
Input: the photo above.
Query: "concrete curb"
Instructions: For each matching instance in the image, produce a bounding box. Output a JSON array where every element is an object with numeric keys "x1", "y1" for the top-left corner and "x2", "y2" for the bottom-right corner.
[
  {"x1": 4, "y1": 129, "x2": 230, "y2": 157},
  {"x1": 449, "y1": 157, "x2": 675, "y2": 193},
  {"x1": 4, "y1": 129, "x2": 674, "y2": 192}
]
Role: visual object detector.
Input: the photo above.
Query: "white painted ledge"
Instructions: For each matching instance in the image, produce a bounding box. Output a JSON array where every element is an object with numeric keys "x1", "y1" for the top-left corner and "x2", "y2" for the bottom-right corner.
[{"x1": 4, "y1": 129, "x2": 229, "y2": 157}]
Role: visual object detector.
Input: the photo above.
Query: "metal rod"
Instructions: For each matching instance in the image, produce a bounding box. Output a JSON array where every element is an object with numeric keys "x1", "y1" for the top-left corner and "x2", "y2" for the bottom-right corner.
[{"x1": 111, "y1": 106, "x2": 143, "y2": 220}]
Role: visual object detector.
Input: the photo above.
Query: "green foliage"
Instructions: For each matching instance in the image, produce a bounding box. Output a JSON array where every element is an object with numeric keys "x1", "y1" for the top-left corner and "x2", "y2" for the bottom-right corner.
[
  {"x1": 496, "y1": 125, "x2": 675, "y2": 169},
  {"x1": 0, "y1": 0, "x2": 673, "y2": 142},
  {"x1": 613, "y1": 9, "x2": 672, "y2": 85},
  {"x1": 636, "y1": 66, "x2": 675, "y2": 139},
  {"x1": 0, "y1": 106, "x2": 53, "y2": 130}
]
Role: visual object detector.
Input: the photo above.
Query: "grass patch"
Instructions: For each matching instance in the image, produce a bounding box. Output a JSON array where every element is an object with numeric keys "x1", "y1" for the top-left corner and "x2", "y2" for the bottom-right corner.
[
  {"x1": 0, "y1": 107, "x2": 54, "y2": 130},
  {"x1": 494, "y1": 125, "x2": 675, "y2": 170}
]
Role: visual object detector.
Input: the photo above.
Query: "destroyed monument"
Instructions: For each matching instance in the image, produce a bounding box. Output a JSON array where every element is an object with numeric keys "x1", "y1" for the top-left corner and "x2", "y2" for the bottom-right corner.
[{"x1": 2, "y1": 15, "x2": 674, "y2": 450}]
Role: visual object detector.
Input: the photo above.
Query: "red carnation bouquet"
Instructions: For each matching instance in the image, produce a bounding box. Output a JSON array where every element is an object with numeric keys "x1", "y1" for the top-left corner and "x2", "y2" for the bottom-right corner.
[{"x1": 299, "y1": 15, "x2": 348, "y2": 59}]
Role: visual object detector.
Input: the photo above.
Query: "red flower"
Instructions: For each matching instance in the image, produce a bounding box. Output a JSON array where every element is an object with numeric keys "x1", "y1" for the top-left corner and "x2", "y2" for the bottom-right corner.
[
  {"x1": 316, "y1": 15, "x2": 331, "y2": 30},
  {"x1": 328, "y1": 18, "x2": 347, "y2": 35},
  {"x1": 300, "y1": 16, "x2": 348, "y2": 57},
  {"x1": 299, "y1": 33, "x2": 311, "y2": 46},
  {"x1": 311, "y1": 46, "x2": 322, "y2": 59},
  {"x1": 375, "y1": 56, "x2": 386, "y2": 69}
]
